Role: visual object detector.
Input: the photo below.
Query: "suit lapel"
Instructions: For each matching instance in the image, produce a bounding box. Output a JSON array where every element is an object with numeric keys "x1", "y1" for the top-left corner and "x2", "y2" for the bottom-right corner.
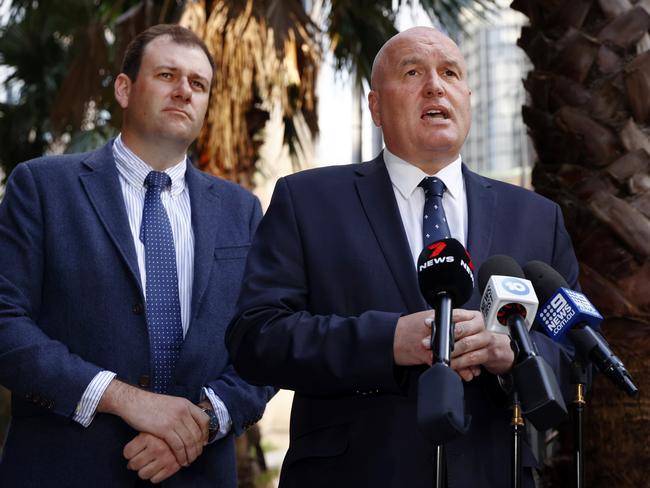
[
  {"x1": 185, "y1": 163, "x2": 221, "y2": 322},
  {"x1": 79, "y1": 142, "x2": 142, "y2": 292},
  {"x1": 463, "y1": 164, "x2": 496, "y2": 270},
  {"x1": 355, "y1": 154, "x2": 427, "y2": 312}
]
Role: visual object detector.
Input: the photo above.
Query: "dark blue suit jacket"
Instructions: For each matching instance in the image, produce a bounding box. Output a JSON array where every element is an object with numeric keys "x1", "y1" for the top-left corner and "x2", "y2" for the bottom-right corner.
[
  {"x1": 227, "y1": 154, "x2": 579, "y2": 488},
  {"x1": 0, "y1": 141, "x2": 273, "y2": 487}
]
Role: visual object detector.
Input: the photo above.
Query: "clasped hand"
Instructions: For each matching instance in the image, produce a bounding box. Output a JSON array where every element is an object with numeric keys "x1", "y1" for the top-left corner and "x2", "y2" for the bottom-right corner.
[
  {"x1": 98, "y1": 380, "x2": 209, "y2": 483},
  {"x1": 393, "y1": 309, "x2": 515, "y2": 381}
]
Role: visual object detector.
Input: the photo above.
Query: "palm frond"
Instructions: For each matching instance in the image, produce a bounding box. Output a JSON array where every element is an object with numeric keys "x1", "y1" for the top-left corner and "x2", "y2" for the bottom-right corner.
[{"x1": 180, "y1": 0, "x2": 321, "y2": 187}]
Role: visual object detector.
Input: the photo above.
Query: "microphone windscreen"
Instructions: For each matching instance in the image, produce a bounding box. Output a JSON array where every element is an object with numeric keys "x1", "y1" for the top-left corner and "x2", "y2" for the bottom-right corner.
[
  {"x1": 522, "y1": 261, "x2": 568, "y2": 304},
  {"x1": 523, "y1": 261, "x2": 602, "y2": 341},
  {"x1": 417, "y1": 238, "x2": 474, "y2": 306},
  {"x1": 478, "y1": 255, "x2": 525, "y2": 294}
]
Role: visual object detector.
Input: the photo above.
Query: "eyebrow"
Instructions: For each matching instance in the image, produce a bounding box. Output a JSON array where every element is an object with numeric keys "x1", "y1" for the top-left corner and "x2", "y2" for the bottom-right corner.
[{"x1": 398, "y1": 56, "x2": 424, "y2": 68}]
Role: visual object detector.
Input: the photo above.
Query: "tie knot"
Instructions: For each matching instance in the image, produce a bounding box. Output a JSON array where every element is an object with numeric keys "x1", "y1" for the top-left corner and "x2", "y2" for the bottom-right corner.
[
  {"x1": 419, "y1": 177, "x2": 446, "y2": 198},
  {"x1": 145, "y1": 171, "x2": 172, "y2": 191}
]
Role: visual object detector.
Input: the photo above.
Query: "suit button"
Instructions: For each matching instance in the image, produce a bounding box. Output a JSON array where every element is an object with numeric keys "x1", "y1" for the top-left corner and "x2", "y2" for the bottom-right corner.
[
  {"x1": 138, "y1": 375, "x2": 150, "y2": 388},
  {"x1": 132, "y1": 303, "x2": 145, "y2": 315}
]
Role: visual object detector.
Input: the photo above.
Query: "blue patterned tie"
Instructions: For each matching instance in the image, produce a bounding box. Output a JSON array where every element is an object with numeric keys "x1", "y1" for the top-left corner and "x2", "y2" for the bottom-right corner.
[
  {"x1": 140, "y1": 171, "x2": 183, "y2": 393},
  {"x1": 419, "y1": 176, "x2": 451, "y2": 247}
]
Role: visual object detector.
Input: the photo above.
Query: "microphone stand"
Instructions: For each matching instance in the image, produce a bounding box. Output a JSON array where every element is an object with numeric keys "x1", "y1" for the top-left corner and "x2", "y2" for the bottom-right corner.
[
  {"x1": 570, "y1": 360, "x2": 589, "y2": 488},
  {"x1": 510, "y1": 391, "x2": 524, "y2": 488},
  {"x1": 432, "y1": 293, "x2": 453, "y2": 488}
]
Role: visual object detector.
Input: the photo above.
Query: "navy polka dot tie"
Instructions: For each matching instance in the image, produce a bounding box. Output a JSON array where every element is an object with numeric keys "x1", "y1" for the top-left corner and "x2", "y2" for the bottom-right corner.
[
  {"x1": 419, "y1": 176, "x2": 451, "y2": 247},
  {"x1": 140, "y1": 171, "x2": 183, "y2": 394}
]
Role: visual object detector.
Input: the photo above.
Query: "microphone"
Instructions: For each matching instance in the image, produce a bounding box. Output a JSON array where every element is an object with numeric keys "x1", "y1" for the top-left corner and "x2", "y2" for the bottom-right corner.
[
  {"x1": 478, "y1": 255, "x2": 568, "y2": 430},
  {"x1": 478, "y1": 256, "x2": 539, "y2": 336},
  {"x1": 415, "y1": 238, "x2": 474, "y2": 444},
  {"x1": 522, "y1": 261, "x2": 638, "y2": 397},
  {"x1": 417, "y1": 238, "x2": 475, "y2": 364}
]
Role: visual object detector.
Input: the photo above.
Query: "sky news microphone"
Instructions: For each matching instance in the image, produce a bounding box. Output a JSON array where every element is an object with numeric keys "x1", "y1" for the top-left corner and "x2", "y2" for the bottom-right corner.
[
  {"x1": 523, "y1": 261, "x2": 638, "y2": 397},
  {"x1": 416, "y1": 238, "x2": 474, "y2": 444},
  {"x1": 478, "y1": 255, "x2": 567, "y2": 430}
]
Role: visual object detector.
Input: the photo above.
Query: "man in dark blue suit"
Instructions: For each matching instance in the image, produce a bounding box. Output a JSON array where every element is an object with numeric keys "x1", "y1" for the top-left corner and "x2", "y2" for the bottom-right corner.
[
  {"x1": 227, "y1": 27, "x2": 578, "y2": 488},
  {"x1": 0, "y1": 24, "x2": 272, "y2": 487}
]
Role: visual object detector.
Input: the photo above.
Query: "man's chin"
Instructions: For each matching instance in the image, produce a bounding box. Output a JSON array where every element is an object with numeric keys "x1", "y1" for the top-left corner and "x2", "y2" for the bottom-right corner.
[{"x1": 159, "y1": 126, "x2": 200, "y2": 147}]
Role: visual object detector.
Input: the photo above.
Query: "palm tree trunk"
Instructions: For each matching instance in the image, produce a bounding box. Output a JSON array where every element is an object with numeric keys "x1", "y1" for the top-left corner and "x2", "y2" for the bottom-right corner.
[{"x1": 511, "y1": 0, "x2": 650, "y2": 486}]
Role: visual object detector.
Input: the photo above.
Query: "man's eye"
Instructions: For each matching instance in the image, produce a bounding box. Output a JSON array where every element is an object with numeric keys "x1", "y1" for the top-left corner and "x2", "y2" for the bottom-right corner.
[
  {"x1": 191, "y1": 80, "x2": 206, "y2": 91},
  {"x1": 406, "y1": 69, "x2": 418, "y2": 76},
  {"x1": 160, "y1": 72, "x2": 173, "y2": 79},
  {"x1": 445, "y1": 69, "x2": 458, "y2": 78}
]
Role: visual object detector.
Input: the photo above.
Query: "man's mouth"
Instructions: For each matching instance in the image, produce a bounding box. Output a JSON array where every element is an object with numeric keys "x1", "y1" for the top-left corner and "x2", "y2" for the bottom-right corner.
[
  {"x1": 164, "y1": 108, "x2": 191, "y2": 119},
  {"x1": 421, "y1": 107, "x2": 450, "y2": 120}
]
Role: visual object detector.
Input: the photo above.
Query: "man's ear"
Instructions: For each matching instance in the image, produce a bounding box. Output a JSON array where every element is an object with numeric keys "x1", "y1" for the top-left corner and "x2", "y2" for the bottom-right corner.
[
  {"x1": 114, "y1": 73, "x2": 132, "y2": 109},
  {"x1": 368, "y1": 90, "x2": 382, "y2": 128}
]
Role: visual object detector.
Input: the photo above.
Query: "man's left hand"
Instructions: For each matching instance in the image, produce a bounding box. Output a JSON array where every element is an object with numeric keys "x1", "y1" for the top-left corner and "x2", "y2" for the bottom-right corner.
[
  {"x1": 124, "y1": 433, "x2": 182, "y2": 484},
  {"x1": 449, "y1": 309, "x2": 514, "y2": 381}
]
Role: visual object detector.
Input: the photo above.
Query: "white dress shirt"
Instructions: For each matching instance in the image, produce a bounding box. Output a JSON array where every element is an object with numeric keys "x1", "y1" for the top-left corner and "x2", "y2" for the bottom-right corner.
[
  {"x1": 383, "y1": 148, "x2": 468, "y2": 267},
  {"x1": 73, "y1": 135, "x2": 230, "y2": 439}
]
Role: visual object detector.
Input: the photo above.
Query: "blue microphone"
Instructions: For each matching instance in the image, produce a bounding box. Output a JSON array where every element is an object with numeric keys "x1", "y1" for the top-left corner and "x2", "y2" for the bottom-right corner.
[
  {"x1": 535, "y1": 287, "x2": 602, "y2": 345},
  {"x1": 523, "y1": 261, "x2": 638, "y2": 397}
]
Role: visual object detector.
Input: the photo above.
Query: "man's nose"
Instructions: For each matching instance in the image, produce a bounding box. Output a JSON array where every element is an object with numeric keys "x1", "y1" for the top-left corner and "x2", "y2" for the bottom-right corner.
[
  {"x1": 173, "y1": 77, "x2": 193, "y2": 100},
  {"x1": 423, "y1": 71, "x2": 445, "y2": 97}
]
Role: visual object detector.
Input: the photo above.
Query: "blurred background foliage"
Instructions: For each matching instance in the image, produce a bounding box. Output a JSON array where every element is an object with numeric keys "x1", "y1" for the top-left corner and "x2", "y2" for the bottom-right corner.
[{"x1": 0, "y1": 0, "x2": 494, "y2": 185}]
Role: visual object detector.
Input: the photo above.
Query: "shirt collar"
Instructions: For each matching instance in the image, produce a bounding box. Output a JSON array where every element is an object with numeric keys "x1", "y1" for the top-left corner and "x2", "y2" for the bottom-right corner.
[
  {"x1": 383, "y1": 148, "x2": 463, "y2": 201},
  {"x1": 112, "y1": 134, "x2": 187, "y2": 196}
]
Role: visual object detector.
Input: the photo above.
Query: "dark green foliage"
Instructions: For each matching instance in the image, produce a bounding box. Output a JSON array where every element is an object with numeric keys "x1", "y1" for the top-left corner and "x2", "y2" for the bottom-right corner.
[{"x1": 0, "y1": 0, "x2": 178, "y2": 182}]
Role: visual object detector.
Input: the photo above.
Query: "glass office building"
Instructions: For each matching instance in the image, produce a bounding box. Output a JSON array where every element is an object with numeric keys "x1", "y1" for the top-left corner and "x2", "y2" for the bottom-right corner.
[{"x1": 459, "y1": 7, "x2": 534, "y2": 187}]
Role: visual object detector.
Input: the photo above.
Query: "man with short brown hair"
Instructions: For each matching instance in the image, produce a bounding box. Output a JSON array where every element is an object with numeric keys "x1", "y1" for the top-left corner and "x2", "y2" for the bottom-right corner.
[{"x1": 0, "y1": 24, "x2": 272, "y2": 487}]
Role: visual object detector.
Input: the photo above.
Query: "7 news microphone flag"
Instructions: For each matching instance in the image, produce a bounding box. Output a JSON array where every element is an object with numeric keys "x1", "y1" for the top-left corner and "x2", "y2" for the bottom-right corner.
[{"x1": 416, "y1": 238, "x2": 474, "y2": 445}]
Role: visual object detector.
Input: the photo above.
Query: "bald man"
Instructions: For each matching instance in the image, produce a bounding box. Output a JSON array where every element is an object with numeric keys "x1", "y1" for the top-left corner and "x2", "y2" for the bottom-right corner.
[{"x1": 227, "y1": 27, "x2": 578, "y2": 488}]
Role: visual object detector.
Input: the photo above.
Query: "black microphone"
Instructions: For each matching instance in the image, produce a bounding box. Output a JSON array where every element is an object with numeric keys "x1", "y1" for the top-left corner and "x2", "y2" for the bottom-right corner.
[
  {"x1": 417, "y1": 238, "x2": 475, "y2": 364},
  {"x1": 523, "y1": 261, "x2": 638, "y2": 397},
  {"x1": 415, "y1": 238, "x2": 474, "y2": 444},
  {"x1": 478, "y1": 255, "x2": 568, "y2": 430}
]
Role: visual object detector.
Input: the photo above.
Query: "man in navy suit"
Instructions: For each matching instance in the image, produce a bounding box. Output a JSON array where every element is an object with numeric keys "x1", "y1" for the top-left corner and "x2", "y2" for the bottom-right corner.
[
  {"x1": 227, "y1": 27, "x2": 578, "y2": 488},
  {"x1": 0, "y1": 24, "x2": 272, "y2": 487}
]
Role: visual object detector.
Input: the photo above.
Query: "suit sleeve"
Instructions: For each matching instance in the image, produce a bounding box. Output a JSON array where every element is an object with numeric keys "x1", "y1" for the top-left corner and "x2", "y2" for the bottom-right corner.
[
  {"x1": 227, "y1": 177, "x2": 404, "y2": 396},
  {"x1": 205, "y1": 195, "x2": 275, "y2": 436},
  {"x1": 0, "y1": 164, "x2": 102, "y2": 418}
]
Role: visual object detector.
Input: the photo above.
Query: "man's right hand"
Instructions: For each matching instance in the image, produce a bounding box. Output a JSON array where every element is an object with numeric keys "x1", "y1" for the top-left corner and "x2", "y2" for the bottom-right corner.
[
  {"x1": 98, "y1": 379, "x2": 209, "y2": 466},
  {"x1": 124, "y1": 432, "x2": 182, "y2": 483}
]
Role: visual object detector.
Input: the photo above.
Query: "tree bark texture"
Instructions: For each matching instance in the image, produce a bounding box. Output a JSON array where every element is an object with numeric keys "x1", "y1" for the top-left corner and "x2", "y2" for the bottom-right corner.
[{"x1": 511, "y1": 0, "x2": 650, "y2": 486}]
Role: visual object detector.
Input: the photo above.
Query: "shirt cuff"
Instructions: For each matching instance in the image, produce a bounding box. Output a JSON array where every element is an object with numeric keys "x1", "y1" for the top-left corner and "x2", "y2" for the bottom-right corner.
[
  {"x1": 72, "y1": 371, "x2": 117, "y2": 427},
  {"x1": 201, "y1": 386, "x2": 232, "y2": 441}
]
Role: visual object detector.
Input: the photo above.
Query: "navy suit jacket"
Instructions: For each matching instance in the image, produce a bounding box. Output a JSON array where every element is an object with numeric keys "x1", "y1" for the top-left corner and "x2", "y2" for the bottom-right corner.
[
  {"x1": 227, "y1": 154, "x2": 579, "y2": 488},
  {"x1": 0, "y1": 141, "x2": 273, "y2": 487}
]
